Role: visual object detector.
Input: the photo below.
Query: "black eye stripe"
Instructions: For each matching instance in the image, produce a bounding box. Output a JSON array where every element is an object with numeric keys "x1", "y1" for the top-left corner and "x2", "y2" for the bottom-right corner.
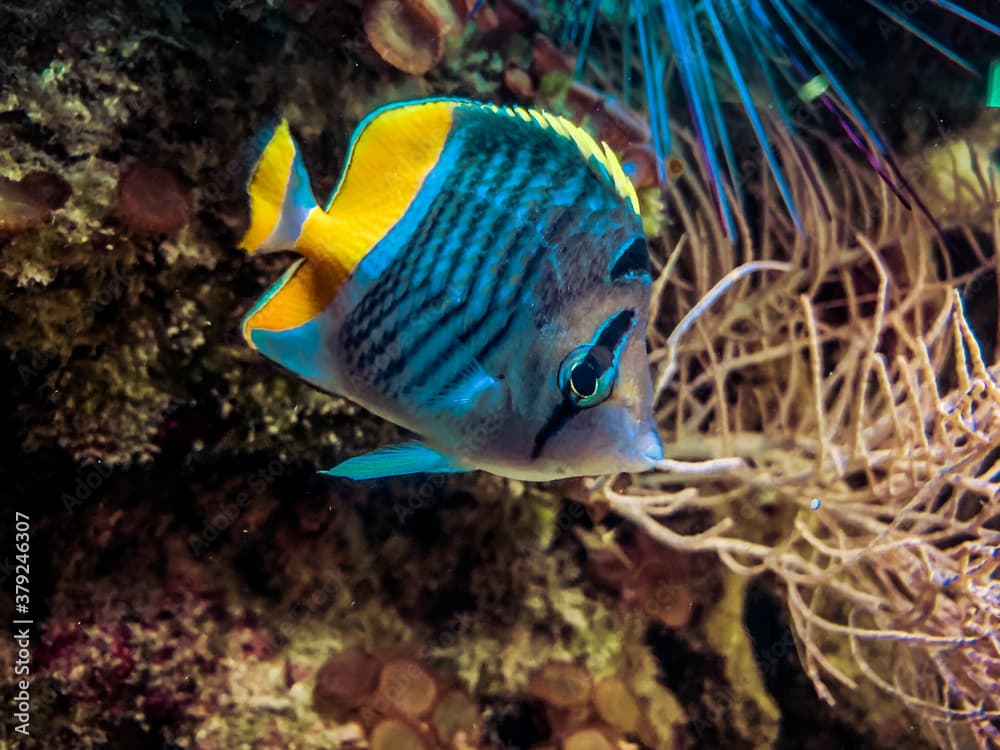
[
  {"x1": 533, "y1": 309, "x2": 638, "y2": 461},
  {"x1": 595, "y1": 309, "x2": 636, "y2": 353},
  {"x1": 531, "y1": 399, "x2": 577, "y2": 460}
]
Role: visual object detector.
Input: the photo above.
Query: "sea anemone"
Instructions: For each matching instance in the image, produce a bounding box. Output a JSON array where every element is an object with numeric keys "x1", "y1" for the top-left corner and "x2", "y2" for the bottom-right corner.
[
  {"x1": 362, "y1": 0, "x2": 462, "y2": 74},
  {"x1": 370, "y1": 718, "x2": 431, "y2": 750},
  {"x1": 552, "y1": 0, "x2": 1000, "y2": 235},
  {"x1": 0, "y1": 171, "x2": 71, "y2": 232},
  {"x1": 527, "y1": 661, "x2": 593, "y2": 708},
  {"x1": 314, "y1": 645, "x2": 380, "y2": 710},
  {"x1": 117, "y1": 162, "x2": 191, "y2": 236}
]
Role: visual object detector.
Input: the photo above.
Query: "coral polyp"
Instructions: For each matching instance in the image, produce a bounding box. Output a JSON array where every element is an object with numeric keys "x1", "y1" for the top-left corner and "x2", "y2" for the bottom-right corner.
[
  {"x1": 117, "y1": 162, "x2": 191, "y2": 236},
  {"x1": 363, "y1": 0, "x2": 463, "y2": 74},
  {"x1": 0, "y1": 171, "x2": 71, "y2": 231}
]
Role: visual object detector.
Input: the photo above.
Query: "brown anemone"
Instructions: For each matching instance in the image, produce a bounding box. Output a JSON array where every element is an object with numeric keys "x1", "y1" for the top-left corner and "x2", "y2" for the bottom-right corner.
[
  {"x1": 370, "y1": 718, "x2": 429, "y2": 750},
  {"x1": 363, "y1": 0, "x2": 461, "y2": 74},
  {"x1": 563, "y1": 727, "x2": 616, "y2": 750},
  {"x1": 117, "y1": 162, "x2": 191, "y2": 236},
  {"x1": 374, "y1": 658, "x2": 438, "y2": 719},
  {"x1": 0, "y1": 171, "x2": 71, "y2": 232},
  {"x1": 432, "y1": 689, "x2": 481, "y2": 746},
  {"x1": 592, "y1": 677, "x2": 641, "y2": 734},
  {"x1": 527, "y1": 661, "x2": 593, "y2": 708},
  {"x1": 314, "y1": 646, "x2": 380, "y2": 710}
]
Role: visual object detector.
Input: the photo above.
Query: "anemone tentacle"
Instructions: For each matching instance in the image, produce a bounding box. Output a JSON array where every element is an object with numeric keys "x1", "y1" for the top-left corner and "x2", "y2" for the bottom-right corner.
[{"x1": 556, "y1": 0, "x2": 1000, "y2": 236}]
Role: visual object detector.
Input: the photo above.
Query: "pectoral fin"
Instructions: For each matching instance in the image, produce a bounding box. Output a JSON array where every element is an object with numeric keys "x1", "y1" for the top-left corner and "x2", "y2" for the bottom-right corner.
[
  {"x1": 320, "y1": 442, "x2": 470, "y2": 480},
  {"x1": 425, "y1": 360, "x2": 500, "y2": 415}
]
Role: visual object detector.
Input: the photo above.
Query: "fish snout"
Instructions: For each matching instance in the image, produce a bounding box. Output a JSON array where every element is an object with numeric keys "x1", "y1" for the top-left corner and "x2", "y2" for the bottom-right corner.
[
  {"x1": 639, "y1": 428, "x2": 664, "y2": 464},
  {"x1": 622, "y1": 422, "x2": 662, "y2": 472}
]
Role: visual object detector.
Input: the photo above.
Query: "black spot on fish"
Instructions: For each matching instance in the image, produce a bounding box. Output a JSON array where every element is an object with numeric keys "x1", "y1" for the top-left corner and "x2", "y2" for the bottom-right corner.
[{"x1": 609, "y1": 235, "x2": 650, "y2": 281}]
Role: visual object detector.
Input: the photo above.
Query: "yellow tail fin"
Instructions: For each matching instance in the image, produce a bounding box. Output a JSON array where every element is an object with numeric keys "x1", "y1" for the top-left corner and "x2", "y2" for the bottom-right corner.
[{"x1": 240, "y1": 119, "x2": 317, "y2": 255}]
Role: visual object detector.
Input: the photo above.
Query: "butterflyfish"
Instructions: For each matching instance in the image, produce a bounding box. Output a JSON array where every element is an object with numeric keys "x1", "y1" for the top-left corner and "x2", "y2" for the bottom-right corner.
[{"x1": 239, "y1": 98, "x2": 663, "y2": 481}]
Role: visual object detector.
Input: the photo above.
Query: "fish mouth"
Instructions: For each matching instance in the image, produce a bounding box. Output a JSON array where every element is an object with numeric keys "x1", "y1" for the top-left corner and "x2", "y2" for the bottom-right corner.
[{"x1": 630, "y1": 427, "x2": 663, "y2": 471}]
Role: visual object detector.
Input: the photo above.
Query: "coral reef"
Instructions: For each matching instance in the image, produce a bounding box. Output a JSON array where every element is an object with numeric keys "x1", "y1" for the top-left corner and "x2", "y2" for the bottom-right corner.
[
  {"x1": 0, "y1": 1, "x2": 996, "y2": 750},
  {"x1": 0, "y1": 465, "x2": 690, "y2": 749},
  {"x1": 604, "y1": 118, "x2": 1000, "y2": 747}
]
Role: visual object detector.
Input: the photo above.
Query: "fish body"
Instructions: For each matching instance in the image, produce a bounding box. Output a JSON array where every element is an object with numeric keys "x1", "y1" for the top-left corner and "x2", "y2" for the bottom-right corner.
[{"x1": 240, "y1": 98, "x2": 662, "y2": 480}]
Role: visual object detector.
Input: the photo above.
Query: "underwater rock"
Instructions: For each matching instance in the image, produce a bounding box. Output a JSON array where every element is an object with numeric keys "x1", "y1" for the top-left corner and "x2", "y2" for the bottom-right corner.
[
  {"x1": 0, "y1": 171, "x2": 71, "y2": 231},
  {"x1": 117, "y1": 162, "x2": 191, "y2": 236}
]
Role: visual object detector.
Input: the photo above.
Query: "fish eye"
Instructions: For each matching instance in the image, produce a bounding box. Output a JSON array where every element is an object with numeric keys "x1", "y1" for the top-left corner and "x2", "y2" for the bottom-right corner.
[
  {"x1": 559, "y1": 345, "x2": 614, "y2": 407},
  {"x1": 570, "y1": 357, "x2": 599, "y2": 398}
]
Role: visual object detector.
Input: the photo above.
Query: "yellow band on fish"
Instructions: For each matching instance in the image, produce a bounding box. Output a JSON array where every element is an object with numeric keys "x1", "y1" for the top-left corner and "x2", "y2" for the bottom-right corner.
[
  {"x1": 310, "y1": 100, "x2": 455, "y2": 270},
  {"x1": 241, "y1": 102, "x2": 455, "y2": 343}
]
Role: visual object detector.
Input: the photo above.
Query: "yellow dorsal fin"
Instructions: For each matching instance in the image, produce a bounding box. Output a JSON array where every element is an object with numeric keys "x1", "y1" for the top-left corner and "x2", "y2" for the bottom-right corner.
[
  {"x1": 471, "y1": 103, "x2": 641, "y2": 215},
  {"x1": 242, "y1": 98, "x2": 641, "y2": 347}
]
